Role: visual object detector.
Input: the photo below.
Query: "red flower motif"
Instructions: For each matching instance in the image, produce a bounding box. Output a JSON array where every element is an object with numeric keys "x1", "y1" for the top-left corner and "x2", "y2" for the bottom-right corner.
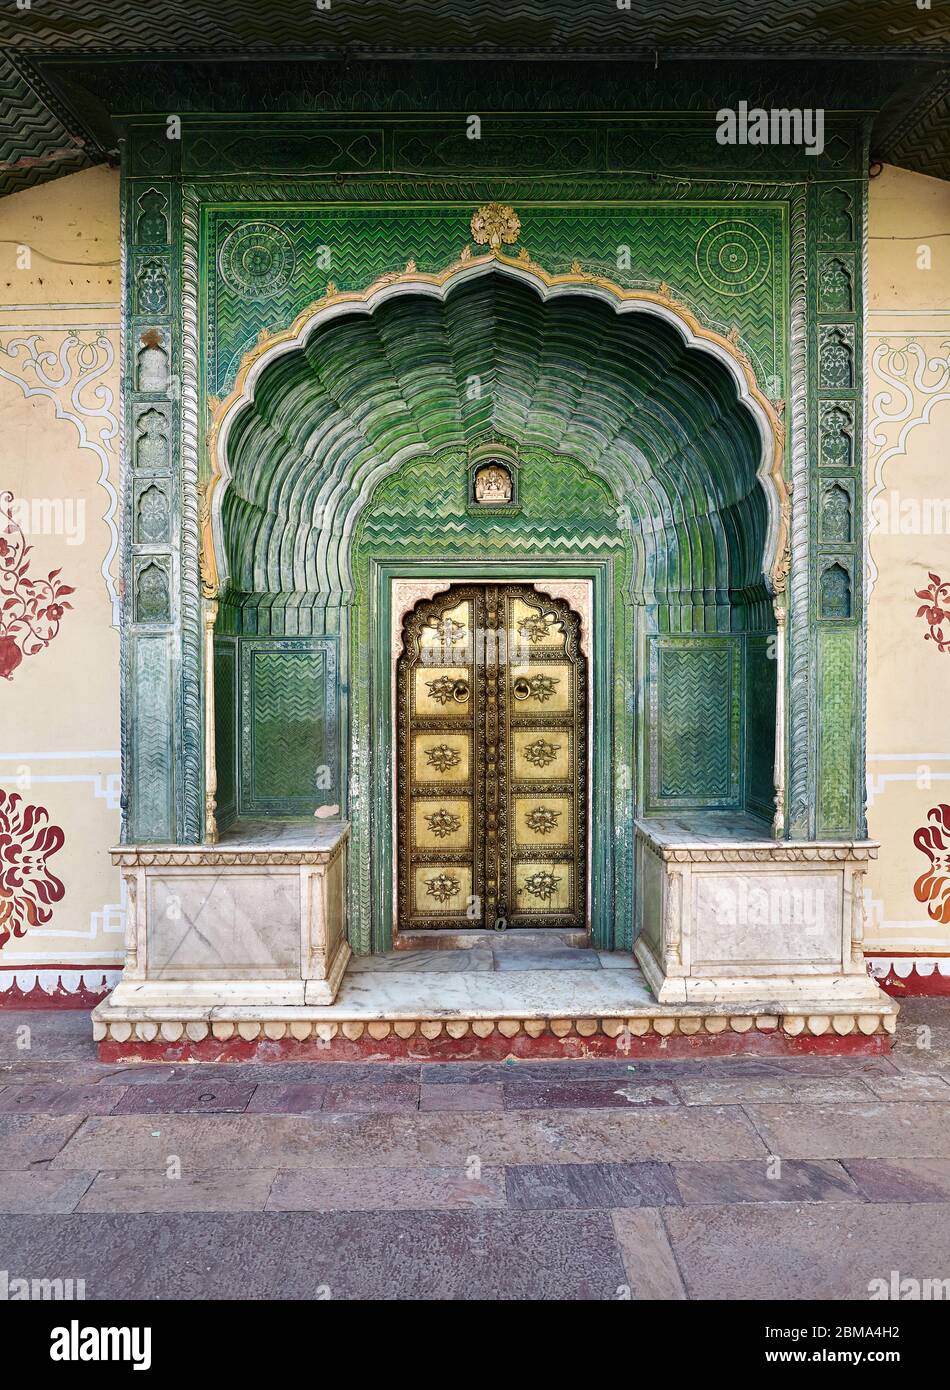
[
  {"x1": 0, "y1": 789, "x2": 65, "y2": 949},
  {"x1": 913, "y1": 804, "x2": 950, "y2": 926},
  {"x1": 0, "y1": 635, "x2": 22, "y2": 681},
  {"x1": 915, "y1": 573, "x2": 950, "y2": 654},
  {"x1": 0, "y1": 491, "x2": 74, "y2": 681}
]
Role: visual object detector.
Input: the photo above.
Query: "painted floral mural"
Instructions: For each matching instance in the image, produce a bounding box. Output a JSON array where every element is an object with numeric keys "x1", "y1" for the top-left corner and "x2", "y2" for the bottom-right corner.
[
  {"x1": 0, "y1": 789, "x2": 66, "y2": 949},
  {"x1": 0, "y1": 490, "x2": 74, "y2": 680},
  {"x1": 913, "y1": 804, "x2": 950, "y2": 926},
  {"x1": 915, "y1": 573, "x2": 950, "y2": 654}
]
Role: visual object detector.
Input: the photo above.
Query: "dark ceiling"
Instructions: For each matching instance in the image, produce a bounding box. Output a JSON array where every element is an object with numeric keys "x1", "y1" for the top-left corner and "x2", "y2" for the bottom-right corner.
[{"x1": 1, "y1": 1, "x2": 948, "y2": 197}]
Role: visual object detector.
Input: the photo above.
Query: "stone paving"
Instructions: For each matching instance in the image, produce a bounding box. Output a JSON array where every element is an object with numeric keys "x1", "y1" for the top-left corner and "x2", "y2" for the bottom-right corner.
[{"x1": 2, "y1": 999, "x2": 950, "y2": 1299}]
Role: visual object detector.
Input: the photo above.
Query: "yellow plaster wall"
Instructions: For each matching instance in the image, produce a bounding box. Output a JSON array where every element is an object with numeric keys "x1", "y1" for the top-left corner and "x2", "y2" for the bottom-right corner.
[
  {"x1": 865, "y1": 165, "x2": 950, "y2": 961},
  {"x1": 0, "y1": 167, "x2": 123, "y2": 992}
]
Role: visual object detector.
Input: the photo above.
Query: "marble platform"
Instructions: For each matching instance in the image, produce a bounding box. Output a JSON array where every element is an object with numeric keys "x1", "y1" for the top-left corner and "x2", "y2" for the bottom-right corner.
[
  {"x1": 109, "y1": 821, "x2": 351, "y2": 1005},
  {"x1": 94, "y1": 815, "x2": 899, "y2": 1062},
  {"x1": 93, "y1": 951, "x2": 898, "y2": 1061},
  {"x1": 633, "y1": 817, "x2": 888, "y2": 1008}
]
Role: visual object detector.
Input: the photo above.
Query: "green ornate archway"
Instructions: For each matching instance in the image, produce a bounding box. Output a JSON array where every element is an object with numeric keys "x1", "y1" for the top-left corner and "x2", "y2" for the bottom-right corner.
[{"x1": 208, "y1": 260, "x2": 782, "y2": 951}]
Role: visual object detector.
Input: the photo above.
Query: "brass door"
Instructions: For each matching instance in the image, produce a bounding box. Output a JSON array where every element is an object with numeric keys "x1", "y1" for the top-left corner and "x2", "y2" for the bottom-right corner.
[{"x1": 397, "y1": 584, "x2": 587, "y2": 931}]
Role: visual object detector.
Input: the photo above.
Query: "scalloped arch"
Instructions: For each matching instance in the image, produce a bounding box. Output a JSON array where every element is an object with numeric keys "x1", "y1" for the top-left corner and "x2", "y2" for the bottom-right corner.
[{"x1": 206, "y1": 254, "x2": 785, "y2": 603}]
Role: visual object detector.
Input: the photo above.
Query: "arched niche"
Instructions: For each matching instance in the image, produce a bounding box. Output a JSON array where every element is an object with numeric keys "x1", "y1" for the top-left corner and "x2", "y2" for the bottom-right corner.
[{"x1": 204, "y1": 260, "x2": 784, "y2": 950}]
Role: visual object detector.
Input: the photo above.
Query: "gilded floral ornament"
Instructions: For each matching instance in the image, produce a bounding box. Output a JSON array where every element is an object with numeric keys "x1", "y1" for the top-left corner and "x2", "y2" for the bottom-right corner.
[
  {"x1": 425, "y1": 743, "x2": 462, "y2": 775},
  {"x1": 525, "y1": 805, "x2": 562, "y2": 836},
  {"x1": 518, "y1": 610, "x2": 558, "y2": 644},
  {"x1": 424, "y1": 808, "x2": 463, "y2": 839},
  {"x1": 523, "y1": 737, "x2": 561, "y2": 769},
  {"x1": 470, "y1": 203, "x2": 521, "y2": 252},
  {"x1": 425, "y1": 871, "x2": 461, "y2": 905},
  {"x1": 521, "y1": 868, "x2": 561, "y2": 902}
]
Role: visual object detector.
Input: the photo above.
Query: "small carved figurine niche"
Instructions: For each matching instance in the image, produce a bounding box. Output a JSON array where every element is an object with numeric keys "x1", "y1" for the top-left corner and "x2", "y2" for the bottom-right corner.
[
  {"x1": 136, "y1": 259, "x2": 170, "y2": 316},
  {"x1": 136, "y1": 560, "x2": 170, "y2": 624},
  {"x1": 819, "y1": 188, "x2": 854, "y2": 242},
  {"x1": 819, "y1": 562, "x2": 852, "y2": 620},
  {"x1": 820, "y1": 329, "x2": 854, "y2": 390},
  {"x1": 819, "y1": 257, "x2": 853, "y2": 313},
  {"x1": 135, "y1": 407, "x2": 169, "y2": 471},
  {"x1": 820, "y1": 404, "x2": 853, "y2": 469},
  {"x1": 136, "y1": 329, "x2": 168, "y2": 392},
  {"x1": 136, "y1": 483, "x2": 169, "y2": 544},
  {"x1": 819, "y1": 483, "x2": 852, "y2": 543},
  {"x1": 136, "y1": 189, "x2": 169, "y2": 244},
  {"x1": 472, "y1": 460, "x2": 513, "y2": 506}
]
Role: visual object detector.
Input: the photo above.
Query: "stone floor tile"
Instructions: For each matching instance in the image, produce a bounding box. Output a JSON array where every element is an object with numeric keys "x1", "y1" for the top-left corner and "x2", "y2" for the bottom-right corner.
[
  {"x1": 0, "y1": 1113, "x2": 87, "y2": 1168},
  {"x1": 0, "y1": 1210, "x2": 627, "y2": 1300},
  {"x1": 50, "y1": 1104, "x2": 766, "y2": 1172},
  {"x1": 0, "y1": 1169, "x2": 95, "y2": 1214},
  {"x1": 321, "y1": 1082, "x2": 420, "y2": 1112},
  {"x1": 887, "y1": 1048, "x2": 950, "y2": 1076},
  {"x1": 863, "y1": 1074, "x2": 950, "y2": 1101},
  {"x1": 893, "y1": 998, "x2": 950, "y2": 1045},
  {"x1": 663, "y1": 1202, "x2": 950, "y2": 1300},
  {"x1": 77, "y1": 1169, "x2": 277, "y2": 1213},
  {"x1": 0, "y1": 1062, "x2": 116, "y2": 1087},
  {"x1": 672, "y1": 1158, "x2": 862, "y2": 1204},
  {"x1": 244, "y1": 1083, "x2": 329, "y2": 1113},
  {"x1": 101, "y1": 1062, "x2": 422, "y2": 1086},
  {"x1": 611, "y1": 1208, "x2": 687, "y2": 1300},
  {"x1": 504, "y1": 1079, "x2": 678, "y2": 1109},
  {"x1": 419, "y1": 1082, "x2": 503, "y2": 1111},
  {"x1": 0, "y1": 1213, "x2": 289, "y2": 1299},
  {"x1": 0, "y1": 1011, "x2": 98, "y2": 1061},
  {"x1": 596, "y1": 952, "x2": 638, "y2": 969},
  {"x1": 491, "y1": 949, "x2": 602, "y2": 971},
  {"x1": 506, "y1": 1160, "x2": 679, "y2": 1210},
  {"x1": 110, "y1": 1082, "x2": 256, "y2": 1114},
  {"x1": 345, "y1": 949, "x2": 494, "y2": 973},
  {"x1": 0, "y1": 1084, "x2": 129, "y2": 1115},
  {"x1": 268, "y1": 1165, "x2": 506, "y2": 1211},
  {"x1": 745, "y1": 1102, "x2": 950, "y2": 1159},
  {"x1": 843, "y1": 1158, "x2": 950, "y2": 1203},
  {"x1": 674, "y1": 1077, "x2": 874, "y2": 1105}
]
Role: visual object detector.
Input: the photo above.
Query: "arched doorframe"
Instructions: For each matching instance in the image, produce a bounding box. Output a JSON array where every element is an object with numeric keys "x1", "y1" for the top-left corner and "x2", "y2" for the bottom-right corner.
[{"x1": 199, "y1": 252, "x2": 790, "y2": 857}]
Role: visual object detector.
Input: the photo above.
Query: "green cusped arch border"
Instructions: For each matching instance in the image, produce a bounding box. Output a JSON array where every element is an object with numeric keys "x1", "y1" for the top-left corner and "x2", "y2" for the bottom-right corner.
[{"x1": 201, "y1": 250, "x2": 788, "y2": 604}]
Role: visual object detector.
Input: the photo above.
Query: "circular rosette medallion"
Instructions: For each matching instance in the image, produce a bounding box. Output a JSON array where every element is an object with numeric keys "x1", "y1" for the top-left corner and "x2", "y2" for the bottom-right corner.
[
  {"x1": 219, "y1": 222, "x2": 296, "y2": 299},
  {"x1": 695, "y1": 222, "x2": 771, "y2": 296}
]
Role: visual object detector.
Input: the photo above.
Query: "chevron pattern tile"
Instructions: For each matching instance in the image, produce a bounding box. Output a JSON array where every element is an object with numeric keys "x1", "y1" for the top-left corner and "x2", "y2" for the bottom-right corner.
[
  {"x1": 2, "y1": 2, "x2": 946, "y2": 54},
  {"x1": 0, "y1": 56, "x2": 90, "y2": 199}
]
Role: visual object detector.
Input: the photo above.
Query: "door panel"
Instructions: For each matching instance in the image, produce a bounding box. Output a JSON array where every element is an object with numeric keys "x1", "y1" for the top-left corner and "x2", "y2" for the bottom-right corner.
[{"x1": 397, "y1": 584, "x2": 586, "y2": 930}]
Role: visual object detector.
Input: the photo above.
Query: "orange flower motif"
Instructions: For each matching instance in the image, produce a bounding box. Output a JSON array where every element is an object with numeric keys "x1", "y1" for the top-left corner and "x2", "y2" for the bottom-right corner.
[{"x1": 0, "y1": 790, "x2": 65, "y2": 949}]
